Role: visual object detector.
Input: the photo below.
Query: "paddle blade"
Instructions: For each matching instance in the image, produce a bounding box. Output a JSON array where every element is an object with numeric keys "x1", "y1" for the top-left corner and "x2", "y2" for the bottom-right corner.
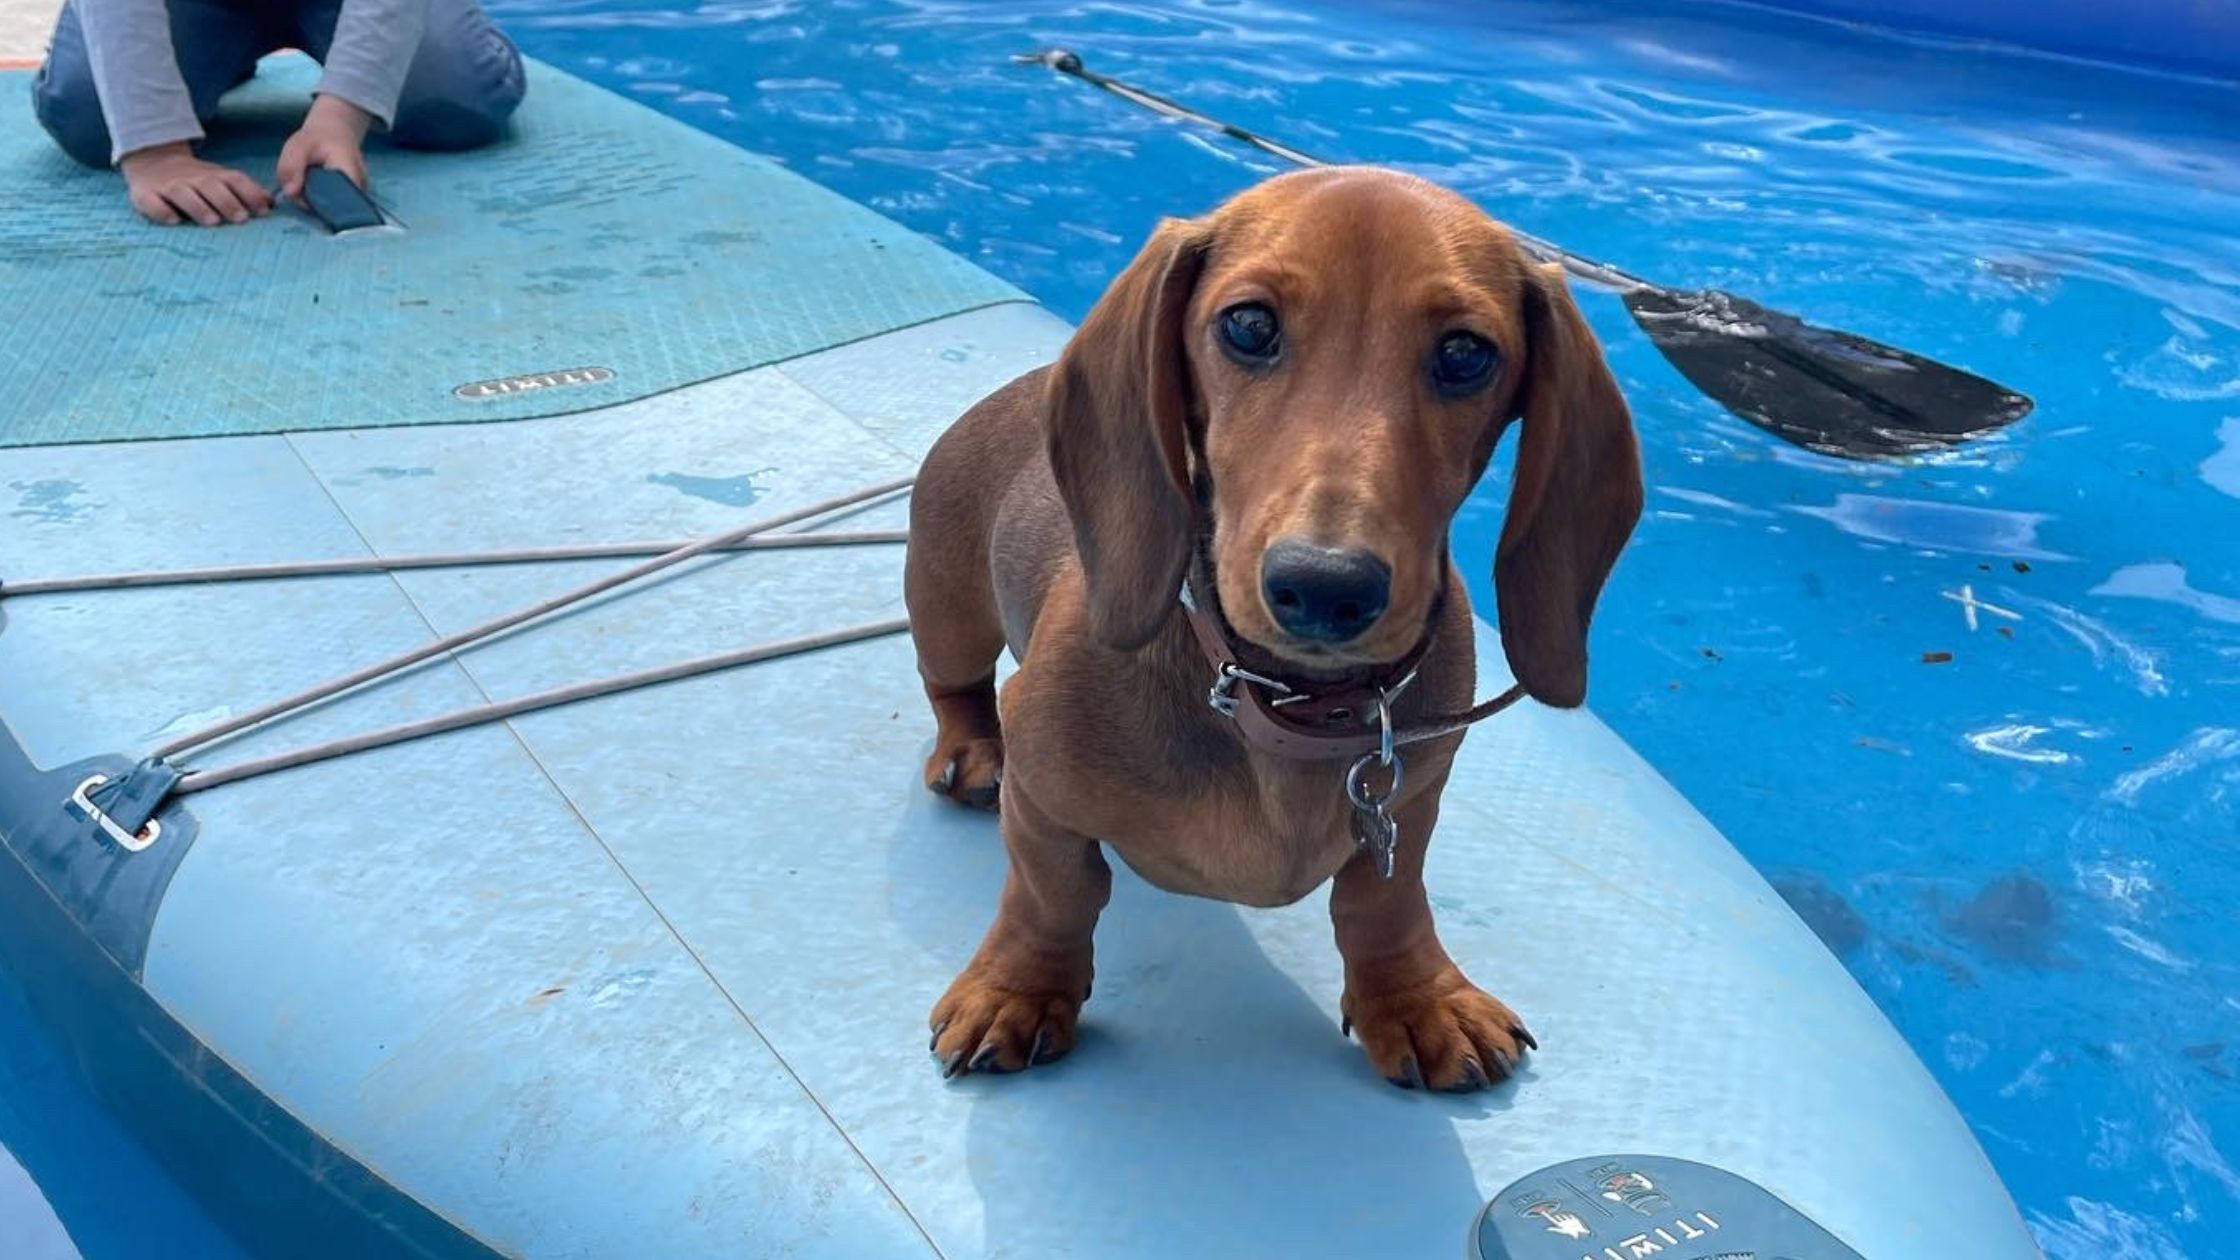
[{"x1": 1622, "y1": 286, "x2": 2033, "y2": 459}]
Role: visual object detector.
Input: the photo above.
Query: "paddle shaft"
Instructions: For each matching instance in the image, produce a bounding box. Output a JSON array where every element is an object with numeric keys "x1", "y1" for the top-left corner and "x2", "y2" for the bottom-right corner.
[
  {"x1": 1031, "y1": 51, "x2": 1648, "y2": 295},
  {"x1": 1020, "y1": 47, "x2": 2035, "y2": 460}
]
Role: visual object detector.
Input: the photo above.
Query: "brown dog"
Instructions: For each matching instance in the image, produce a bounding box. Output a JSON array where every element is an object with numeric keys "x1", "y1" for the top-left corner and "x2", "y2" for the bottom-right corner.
[{"x1": 904, "y1": 165, "x2": 1643, "y2": 1091}]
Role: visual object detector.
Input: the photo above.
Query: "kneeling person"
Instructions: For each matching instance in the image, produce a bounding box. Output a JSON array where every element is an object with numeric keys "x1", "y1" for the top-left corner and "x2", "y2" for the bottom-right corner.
[{"x1": 32, "y1": 0, "x2": 526, "y2": 225}]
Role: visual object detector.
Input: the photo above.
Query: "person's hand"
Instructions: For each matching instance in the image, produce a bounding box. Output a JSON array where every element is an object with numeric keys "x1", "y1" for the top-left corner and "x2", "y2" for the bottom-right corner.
[
  {"x1": 118, "y1": 142, "x2": 274, "y2": 226},
  {"x1": 277, "y1": 95, "x2": 373, "y2": 203}
]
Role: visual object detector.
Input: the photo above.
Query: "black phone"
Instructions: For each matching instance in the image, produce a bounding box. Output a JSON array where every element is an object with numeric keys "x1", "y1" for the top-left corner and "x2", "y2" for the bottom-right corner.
[{"x1": 300, "y1": 166, "x2": 384, "y2": 233}]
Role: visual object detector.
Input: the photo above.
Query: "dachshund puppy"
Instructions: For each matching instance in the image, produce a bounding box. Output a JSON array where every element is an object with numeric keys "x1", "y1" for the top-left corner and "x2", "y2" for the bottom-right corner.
[{"x1": 904, "y1": 165, "x2": 1643, "y2": 1091}]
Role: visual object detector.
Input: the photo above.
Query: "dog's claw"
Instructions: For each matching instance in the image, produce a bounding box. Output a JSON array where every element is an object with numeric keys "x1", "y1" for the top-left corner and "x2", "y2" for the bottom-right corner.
[
  {"x1": 1388, "y1": 1055, "x2": 1424, "y2": 1090},
  {"x1": 939, "y1": 1048, "x2": 968, "y2": 1080},
  {"x1": 1451, "y1": 1057, "x2": 1490, "y2": 1092},
  {"x1": 932, "y1": 763, "x2": 956, "y2": 795},
  {"x1": 1492, "y1": 1047, "x2": 1516, "y2": 1078},
  {"x1": 1029, "y1": 1025, "x2": 1054, "y2": 1065},
  {"x1": 1340, "y1": 1014, "x2": 1353, "y2": 1038},
  {"x1": 1511, "y1": 1024, "x2": 1538, "y2": 1052},
  {"x1": 928, "y1": 1021, "x2": 949, "y2": 1054},
  {"x1": 968, "y1": 1043, "x2": 1002, "y2": 1074}
]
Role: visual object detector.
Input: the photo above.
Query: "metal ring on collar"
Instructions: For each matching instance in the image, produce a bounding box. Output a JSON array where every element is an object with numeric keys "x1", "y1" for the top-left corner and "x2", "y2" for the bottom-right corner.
[{"x1": 1344, "y1": 750, "x2": 1403, "y2": 811}]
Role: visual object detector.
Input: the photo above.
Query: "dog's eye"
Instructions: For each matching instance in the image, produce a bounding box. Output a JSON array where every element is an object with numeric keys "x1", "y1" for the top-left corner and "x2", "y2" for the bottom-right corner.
[
  {"x1": 1432, "y1": 332, "x2": 1498, "y2": 393},
  {"x1": 1218, "y1": 303, "x2": 1282, "y2": 362}
]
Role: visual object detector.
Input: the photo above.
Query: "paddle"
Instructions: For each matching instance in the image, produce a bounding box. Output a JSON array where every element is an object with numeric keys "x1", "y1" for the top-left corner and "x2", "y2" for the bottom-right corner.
[{"x1": 1016, "y1": 48, "x2": 2035, "y2": 461}]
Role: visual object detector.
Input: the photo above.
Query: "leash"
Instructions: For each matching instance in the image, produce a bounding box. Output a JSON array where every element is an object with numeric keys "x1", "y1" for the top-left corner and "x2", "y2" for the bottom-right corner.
[{"x1": 1178, "y1": 569, "x2": 1527, "y2": 878}]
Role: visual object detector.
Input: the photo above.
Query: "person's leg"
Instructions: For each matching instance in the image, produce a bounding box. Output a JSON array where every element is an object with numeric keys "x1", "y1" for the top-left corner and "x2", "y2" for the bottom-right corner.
[
  {"x1": 291, "y1": 0, "x2": 524, "y2": 152},
  {"x1": 387, "y1": 0, "x2": 525, "y2": 151},
  {"x1": 29, "y1": 4, "x2": 112, "y2": 167},
  {"x1": 32, "y1": 0, "x2": 277, "y2": 168}
]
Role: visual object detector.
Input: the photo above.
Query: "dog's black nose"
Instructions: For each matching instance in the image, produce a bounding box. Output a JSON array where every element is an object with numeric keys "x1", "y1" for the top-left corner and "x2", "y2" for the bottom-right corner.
[{"x1": 1260, "y1": 540, "x2": 1391, "y2": 643}]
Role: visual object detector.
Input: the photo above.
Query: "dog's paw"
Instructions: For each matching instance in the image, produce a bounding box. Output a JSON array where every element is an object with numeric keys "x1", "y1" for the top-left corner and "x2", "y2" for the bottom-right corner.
[
  {"x1": 928, "y1": 963, "x2": 1084, "y2": 1078},
  {"x1": 924, "y1": 736, "x2": 1004, "y2": 812},
  {"x1": 1341, "y1": 967, "x2": 1535, "y2": 1092}
]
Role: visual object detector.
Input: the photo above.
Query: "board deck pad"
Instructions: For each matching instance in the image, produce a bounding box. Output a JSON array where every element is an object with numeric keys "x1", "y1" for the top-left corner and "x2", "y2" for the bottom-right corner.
[
  {"x1": 0, "y1": 304, "x2": 2041, "y2": 1256},
  {"x1": 0, "y1": 55, "x2": 1024, "y2": 448},
  {"x1": 1476, "y1": 1155, "x2": 1868, "y2": 1260}
]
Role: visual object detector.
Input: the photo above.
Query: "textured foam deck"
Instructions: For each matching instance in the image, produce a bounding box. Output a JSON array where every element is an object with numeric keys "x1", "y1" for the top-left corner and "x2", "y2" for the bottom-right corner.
[
  {"x1": 0, "y1": 55, "x2": 1023, "y2": 448},
  {"x1": 0, "y1": 304, "x2": 2040, "y2": 1259}
]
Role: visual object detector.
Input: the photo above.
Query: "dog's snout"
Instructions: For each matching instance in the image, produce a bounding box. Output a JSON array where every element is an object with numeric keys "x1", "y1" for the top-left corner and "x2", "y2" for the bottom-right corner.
[{"x1": 1259, "y1": 540, "x2": 1391, "y2": 643}]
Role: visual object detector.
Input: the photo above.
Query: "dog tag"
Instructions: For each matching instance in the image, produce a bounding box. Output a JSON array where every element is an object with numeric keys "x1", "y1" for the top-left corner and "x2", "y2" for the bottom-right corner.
[
  {"x1": 1344, "y1": 749, "x2": 1404, "y2": 880},
  {"x1": 1351, "y1": 801, "x2": 1398, "y2": 879}
]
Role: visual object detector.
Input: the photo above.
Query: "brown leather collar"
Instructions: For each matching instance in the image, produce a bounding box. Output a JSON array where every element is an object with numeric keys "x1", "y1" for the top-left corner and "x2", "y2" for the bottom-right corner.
[
  {"x1": 1180, "y1": 568, "x2": 1436, "y2": 761},
  {"x1": 1179, "y1": 567, "x2": 1531, "y2": 763}
]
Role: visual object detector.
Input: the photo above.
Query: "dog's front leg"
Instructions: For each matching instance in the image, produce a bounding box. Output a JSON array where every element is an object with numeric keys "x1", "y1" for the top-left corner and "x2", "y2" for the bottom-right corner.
[
  {"x1": 1330, "y1": 787, "x2": 1535, "y2": 1092},
  {"x1": 930, "y1": 782, "x2": 1109, "y2": 1078}
]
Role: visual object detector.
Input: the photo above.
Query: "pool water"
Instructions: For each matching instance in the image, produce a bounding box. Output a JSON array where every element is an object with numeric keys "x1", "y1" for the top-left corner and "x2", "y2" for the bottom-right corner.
[
  {"x1": 4, "y1": 1, "x2": 2235, "y2": 1256},
  {"x1": 0, "y1": 967, "x2": 247, "y2": 1259},
  {"x1": 479, "y1": 0, "x2": 2237, "y2": 1255}
]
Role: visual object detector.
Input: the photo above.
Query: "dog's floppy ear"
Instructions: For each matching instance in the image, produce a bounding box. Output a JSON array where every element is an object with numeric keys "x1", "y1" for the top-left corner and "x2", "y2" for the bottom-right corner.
[
  {"x1": 1493, "y1": 263, "x2": 1645, "y2": 707},
  {"x1": 1046, "y1": 216, "x2": 1211, "y2": 650}
]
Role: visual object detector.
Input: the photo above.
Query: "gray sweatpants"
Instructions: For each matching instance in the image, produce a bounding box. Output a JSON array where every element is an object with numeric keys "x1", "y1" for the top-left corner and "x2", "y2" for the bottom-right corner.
[{"x1": 32, "y1": 0, "x2": 527, "y2": 168}]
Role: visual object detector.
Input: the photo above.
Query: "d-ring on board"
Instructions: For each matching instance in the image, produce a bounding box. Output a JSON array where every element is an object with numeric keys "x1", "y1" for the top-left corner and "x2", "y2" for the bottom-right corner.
[{"x1": 69, "y1": 774, "x2": 160, "y2": 852}]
